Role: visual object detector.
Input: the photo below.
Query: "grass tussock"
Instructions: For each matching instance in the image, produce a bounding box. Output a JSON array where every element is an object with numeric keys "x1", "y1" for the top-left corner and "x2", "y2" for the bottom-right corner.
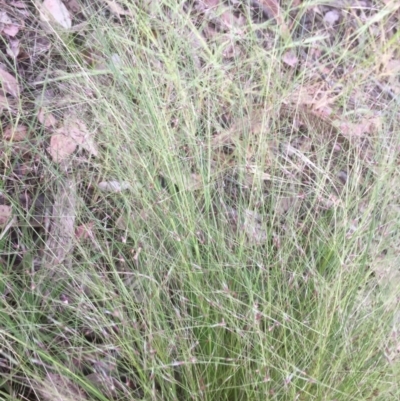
[{"x1": 1, "y1": 1, "x2": 400, "y2": 400}]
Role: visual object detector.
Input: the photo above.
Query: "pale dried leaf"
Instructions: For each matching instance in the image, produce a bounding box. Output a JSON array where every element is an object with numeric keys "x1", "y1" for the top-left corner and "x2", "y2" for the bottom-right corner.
[
  {"x1": 0, "y1": 11, "x2": 12, "y2": 24},
  {"x1": 6, "y1": 38, "x2": 20, "y2": 58},
  {"x1": 75, "y1": 222, "x2": 94, "y2": 240},
  {"x1": 0, "y1": 67, "x2": 19, "y2": 98},
  {"x1": 243, "y1": 209, "x2": 267, "y2": 245},
  {"x1": 282, "y1": 50, "x2": 298, "y2": 67},
  {"x1": 38, "y1": 107, "x2": 58, "y2": 128},
  {"x1": 336, "y1": 117, "x2": 380, "y2": 138},
  {"x1": 3, "y1": 24, "x2": 20, "y2": 37},
  {"x1": 48, "y1": 133, "x2": 77, "y2": 162},
  {"x1": 115, "y1": 213, "x2": 134, "y2": 230},
  {"x1": 97, "y1": 181, "x2": 131, "y2": 193},
  {"x1": 40, "y1": 0, "x2": 72, "y2": 30},
  {"x1": 104, "y1": 0, "x2": 133, "y2": 16},
  {"x1": 257, "y1": 0, "x2": 289, "y2": 34},
  {"x1": 220, "y1": 8, "x2": 245, "y2": 29},
  {"x1": 383, "y1": 59, "x2": 400, "y2": 76},
  {"x1": 258, "y1": 0, "x2": 280, "y2": 18},
  {"x1": 323, "y1": 10, "x2": 340, "y2": 26},
  {"x1": 212, "y1": 109, "x2": 272, "y2": 147},
  {"x1": 0, "y1": 205, "x2": 13, "y2": 226},
  {"x1": 64, "y1": 0, "x2": 82, "y2": 14},
  {"x1": 64, "y1": 119, "x2": 98, "y2": 156},
  {"x1": 3, "y1": 124, "x2": 28, "y2": 141},
  {"x1": 169, "y1": 173, "x2": 203, "y2": 191}
]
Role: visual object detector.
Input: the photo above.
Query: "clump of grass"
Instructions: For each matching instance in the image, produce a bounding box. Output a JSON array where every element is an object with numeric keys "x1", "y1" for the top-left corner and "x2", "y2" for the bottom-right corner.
[{"x1": 1, "y1": 1, "x2": 400, "y2": 400}]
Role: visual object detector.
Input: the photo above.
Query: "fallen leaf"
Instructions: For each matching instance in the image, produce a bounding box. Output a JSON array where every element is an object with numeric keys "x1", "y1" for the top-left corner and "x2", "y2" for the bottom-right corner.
[
  {"x1": 6, "y1": 38, "x2": 20, "y2": 58},
  {"x1": 97, "y1": 181, "x2": 131, "y2": 193},
  {"x1": 115, "y1": 213, "x2": 134, "y2": 230},
  {"x1": 48, "y1": 119, "x2": 98, "y2": 162},
  {"x1": 40, "y1": 0, "x2": 72, "y2": 30},
  {"x1": 2, "y1": 24, "x2": 20, "y2": 37},
  {"x1": 75, "y1": 222, "x2": 94, "y2": 240},
  {"x1": 0, "y1": 11, "x2": 12, "y2": 25},
  {"x1": 0, "y1": 205, "x2": 13, "y2": 226},
  {"x1": 0, "y1": 67, "x2": 19, "y2": 98},
  {"x1": 64, "y1": 119, "x2": 98, "y2": 156},
  {"x1": 323, "y1": 10, "x2": 340, "y2": 26},
  {"x1": 37, "y1": 107, "x2": 58, "y2": 128},
  {"x1": 169, "y1": 173, "x2": 204, "y2": 191},
  {"x1": 381, "y1": 59, "x2": 400, "y2": 77},
  {"x1": 335, "y1": 117, "x2": 380, "y2": 138},
  {"x1": 104, "y1": 0, "x2": 133, "y2": 16},
  {"x1": 3, "y1": 124, "x2": 28, "y2": 141},
  {"x1": 257, "y1": 0, "x2": 289, "y2": 35},
  {"x1": 64, "y1": 0, "x2": 82, "y2": 14},
  {"x1": 282, "y1": 50, "x2": 298, "y2": 67},
  {"x1": 243, "y1": 209, "x2": 267, "y2": 245},
  {"x1": 220, "y1": 8, "x2": 246, "y2": 29},
  {"x1": 48, "y1": 133, "x2": 77, "y2": 162}
]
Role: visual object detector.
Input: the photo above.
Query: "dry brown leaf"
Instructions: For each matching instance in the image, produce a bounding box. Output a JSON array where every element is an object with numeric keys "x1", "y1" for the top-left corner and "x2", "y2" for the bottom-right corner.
[
  {"x1": 64, "y1": 0, "x2": 82, "y2": 14},
  {"x1": 115, "y1": 213, "x2": 131, "y2": 230},
  {"x1": 335, "y1": 117, "x2": 381, "y2": 138},
  {"x1": 0, "y1": 11, "x2": 12, "y2": 25},
  {"x1": 37, "y1": 107, "x2": 58, "y2": 128},
  {"x1": 64, "y1": 119, "x2": 98, "y2": 156},
  {"x1": 75, "y1": 222, "x2": 94, "y2": 240},
  {"x1": 243, "y1": 209, "x2": 267, "y2": 245},
  {"x1": 220, "y1": 9, "x2": 245, "y2": 30},
  {"x1": 3, "y1": 124, "x2": 28, "y2": 141},
  {"x1": 48, "y1": 133, "x2": 77, "y2": 162},
  {"x1": 40, "y1": 0, "x2": 72, "y2": 30},
  {"x1": 282, "y1": 50, "x2": 298, "y2": 67},
  {"x1": 6, "y1": 38, "x2": 20, "y2": 58},
  {"x1": 167, "y1": 173, "x2": 204, "y2": 192},
  {"x1": 104, "y1": 0, "x2": 133, "y2": 16},
  {"x1": 48, "y1": 119, "x2": 98, "y2": 162},
  {"x1": 257, "y1": 0, "x2": 289, "y2": 35},
  {"x1": 382, "y1": 59, "x2": 400, "y2": 77},
  {"x1": 323, "y1": 10, "x2": 340, "y2": 26},
  {"x1": 0, "y1": 67, "x2": 19, "y2": 98},
  {"x1": 0, "y1": 205, "x2": 13, "y2": 226},
  {"x1": 2, "y1": 24, "x2": 20, "y2": 36},
  {"x1": 97, "y1": 181, "x2": 131, "y2": 193}
]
